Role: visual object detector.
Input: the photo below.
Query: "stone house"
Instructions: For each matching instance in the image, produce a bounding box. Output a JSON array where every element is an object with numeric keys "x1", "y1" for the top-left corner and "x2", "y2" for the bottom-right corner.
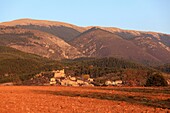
[{"x1": 53, "y1": 69, "x2": 65, "y2": 78}]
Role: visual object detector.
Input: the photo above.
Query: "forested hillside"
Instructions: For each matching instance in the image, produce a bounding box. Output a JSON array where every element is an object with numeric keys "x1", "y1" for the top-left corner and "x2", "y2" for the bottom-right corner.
[{"x1": 0, "y1": 46, "x2": 61, "y2": 83}]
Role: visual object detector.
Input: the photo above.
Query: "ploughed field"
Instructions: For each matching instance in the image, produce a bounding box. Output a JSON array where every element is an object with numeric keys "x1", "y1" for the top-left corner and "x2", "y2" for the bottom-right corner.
[{"x1": 0, "y1": 86, "x2": 169, "y2": 113}]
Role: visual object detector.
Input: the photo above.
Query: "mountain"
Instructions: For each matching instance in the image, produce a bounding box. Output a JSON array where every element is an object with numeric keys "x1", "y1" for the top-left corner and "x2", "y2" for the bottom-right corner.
[
  {"x1": 71, "y1": 27, "x2": 169, "y2": 64},
  {"x1": 0, "y1": 26, "x2": 83, "y2": 59},
  {"x1": 0, "y1": 19, "x2": 170, "y2": 65},
  {"x1": 0, "y1": 18, "x2": 86, "y2": 42},
  {"x1": 101, "y1": 27, "x2": 170, "y2": 63}
]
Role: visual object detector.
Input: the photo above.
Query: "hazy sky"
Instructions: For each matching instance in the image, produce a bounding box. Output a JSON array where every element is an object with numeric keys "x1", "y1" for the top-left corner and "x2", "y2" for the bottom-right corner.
[{"x1": 1, "y1": 0, "x2": 170, "y2": 34}]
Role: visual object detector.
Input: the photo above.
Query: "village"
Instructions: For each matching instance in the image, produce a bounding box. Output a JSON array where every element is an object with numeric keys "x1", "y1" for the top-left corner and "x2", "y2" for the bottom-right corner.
[{"x1": 24, "y1": 69, "x2": 123, "y2": 86}]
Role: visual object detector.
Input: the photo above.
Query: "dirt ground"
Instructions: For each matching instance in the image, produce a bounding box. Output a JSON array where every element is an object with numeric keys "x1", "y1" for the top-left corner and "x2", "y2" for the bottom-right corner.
[{"x1": 0, "y1": 86, "x2": 169, "y2": 113}]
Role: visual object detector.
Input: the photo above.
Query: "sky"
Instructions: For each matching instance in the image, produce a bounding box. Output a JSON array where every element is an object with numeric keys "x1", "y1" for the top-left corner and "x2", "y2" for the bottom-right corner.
[{"x1": 1, "y1": 0, "x2": 170, "y2": 34}]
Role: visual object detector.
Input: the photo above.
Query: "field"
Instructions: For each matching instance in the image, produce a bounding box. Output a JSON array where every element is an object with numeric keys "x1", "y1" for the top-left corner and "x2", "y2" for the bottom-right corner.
[{"x1": 0, "y1": 86, "x2": 169, "y2": 113}]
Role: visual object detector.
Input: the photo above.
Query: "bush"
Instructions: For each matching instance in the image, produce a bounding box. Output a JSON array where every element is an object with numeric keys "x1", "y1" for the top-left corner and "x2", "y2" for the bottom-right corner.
[
  {"x1": 82, "y1": 74, "x2": 90, "y2": 81},
  {"x1": 145, "y1": 72, "x2": 168, "y2": 87}
]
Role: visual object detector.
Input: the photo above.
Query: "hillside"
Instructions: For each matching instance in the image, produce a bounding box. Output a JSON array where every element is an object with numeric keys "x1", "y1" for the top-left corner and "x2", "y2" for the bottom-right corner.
[
  {"x1": 155, "y1": 64, "x2": 170, "y2": 74},
  {"x1": 0, "y1": 18, "x2": 86, "y2": 42},
  {"x1": 71, "y1": 27, "x2": 162, "y2": 64},
  {"x1": 0, "y1": 26, "x2": 83, "y2": 59},
  {"x1": 64, "y1": 57, "x2": 150, "y2": 76},
  {"x1": 0, "y1": 46, "x2": 61, "y2": 83},
  {"x1": 0, "y1": 19, "x2": 170, "y2": 65},
  {"x1": 102, "y1": 27, "x2": 170, "y2": 63},
  {"x1": 63, "y1": 57, "x2": 156, "y2": 86},
  {"x1": 0, "y1": 45, "x2": 164, "y2": 86}
]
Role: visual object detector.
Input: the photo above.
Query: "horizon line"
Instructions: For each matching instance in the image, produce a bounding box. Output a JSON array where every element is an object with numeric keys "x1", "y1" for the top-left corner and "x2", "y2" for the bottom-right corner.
[{"x1": 0, "y1": 18, "x2": 169, "y2": 35}]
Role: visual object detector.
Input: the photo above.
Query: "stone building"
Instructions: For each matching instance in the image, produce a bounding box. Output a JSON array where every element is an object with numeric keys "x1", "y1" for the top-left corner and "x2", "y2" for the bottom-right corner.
[{"x1": 53, "y1": 69, "x2": 65, "y2": 78}]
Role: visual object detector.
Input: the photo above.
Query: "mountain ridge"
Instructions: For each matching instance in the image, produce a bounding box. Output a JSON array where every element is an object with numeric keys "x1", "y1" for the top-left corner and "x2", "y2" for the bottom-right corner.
[
  {"x1": 0, "y1": 18, "x2": 86, "y2": 32},
  {"x1": 0, "y1": 18, "x2": 170, "y2": 65},
  {"x1": 1, "y1": 18, "x2": 169, "y2": 35}
]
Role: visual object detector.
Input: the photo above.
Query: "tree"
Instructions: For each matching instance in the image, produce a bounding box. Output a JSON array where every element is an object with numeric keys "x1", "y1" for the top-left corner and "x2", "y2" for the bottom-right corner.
[
  {"x1": 145, "y1": 72, "x2": 168, "y2": 87},
  {"x1": 82, "y1": 74, "x2": 90, "y2": 81}
]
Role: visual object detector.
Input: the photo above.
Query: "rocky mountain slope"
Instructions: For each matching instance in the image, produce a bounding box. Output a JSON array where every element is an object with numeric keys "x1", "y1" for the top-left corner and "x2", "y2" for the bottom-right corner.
[
  {"x1": 71, "y1": 27, "x2": 164, "y2": 64},
  {"x1": 102, "y1": 27, "x2": 170, "y2": 63},
  {"x1": 0, "y1": 19, "x2": 170, "y2": 64},
  {"x1": 0, "y1": 26, "x2": 83, "y2": 59}
]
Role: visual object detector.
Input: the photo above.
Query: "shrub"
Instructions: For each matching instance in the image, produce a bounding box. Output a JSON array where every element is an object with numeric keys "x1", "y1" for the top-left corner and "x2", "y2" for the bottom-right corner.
[
  {"x1": 145, "y1": 72, "x2": 168, "y2": 87},
  {"x1": 82, "y1": 74, "x2": 90, "y2": 81}
]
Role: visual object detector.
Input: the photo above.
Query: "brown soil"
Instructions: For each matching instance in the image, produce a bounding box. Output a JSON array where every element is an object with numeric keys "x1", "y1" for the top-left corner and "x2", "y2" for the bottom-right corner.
[{"x1": 0, "y1": 86, "x2": 169, "y2": 113}]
